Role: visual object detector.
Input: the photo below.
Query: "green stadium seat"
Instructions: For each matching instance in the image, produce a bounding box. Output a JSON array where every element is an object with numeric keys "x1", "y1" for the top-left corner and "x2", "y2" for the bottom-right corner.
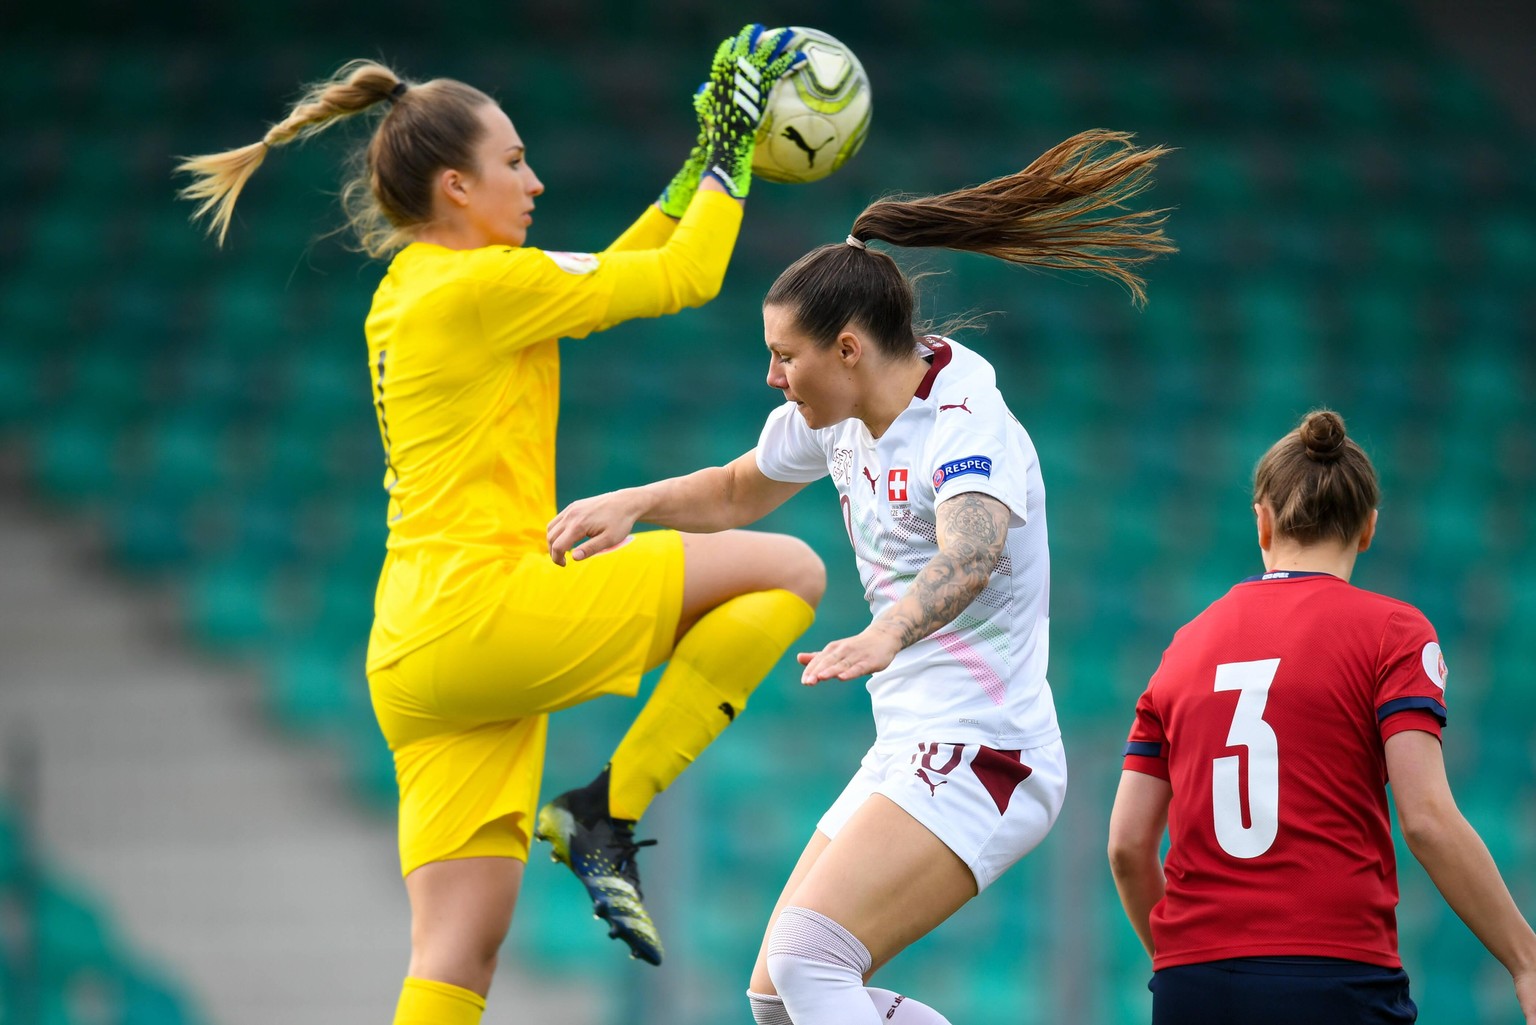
[
  {"x1": 44, "y1": 119, "x2": 121, "y2": 201},
  {"x1": 0, "y1": 348, "x2": 44, "y2": 431},
  {"x1": 1232, "y1": 282, "x2": 1324, "y2": 362},
  {"x1": 184, "y1": 559, "x2": 279, "y2": 651},
  {"x1": 0, "y1": 268, "x2": 77, "y2": 358},
  {"x1": 0, "y1": 963, "x2": 14, "y2": 1025},
  {"x1": 1480, "y1": 212, "x2": 1536, "y2": 273},
  {"x1": 1369, "y1": 213, "x2": 1442, "y2": 282},
  {"x1": 108, "y1": 493, "x2": 196, "y2": 571},
  {"x1": 306, "y1": 566, "x2": 376, "y2": 641},
  {"x1": 67, "y1": 346, "x2": 155, "y2": 423},
  {"x1": 1185, "y1": 146, "x2": 1260, "y2": 213},
  {"x1": 37, "y1": 988, "x2": 76, "y2": 1025},
  {"x1": 266, "y1": 641, "x2": 367, "y2": 733},
  {"x1": 132, "y1": 414, "x2": 236, "y2": 499},
  {"x1": 0, "y1": 802, "x2": 23, "y2": 886},
  {"x1": 160, "y1": 347, "x2": 252, "y2": 419},
  {"x1": 280, "y1": 348, "x2": 370, "y2": 426},
  {"x1": 1145, "y1": 217, "x2": 1217, "y2": 280},
  {"x1": 1455, "y1": 287, "x2": 1529, "y2": 338},
  {"x1": 29, "y1": 408, "x2": 121, "y2": 504},
  {"x1": 23, "y1": 206, "x2": 107, "y2": 277},
  {"x1": 1266, "y1": 219, "x2": 1343, "y2": 278},
  {"x1": 1102, "y1": 64, "x2": 1177, "y2": 130},
  {"x1": 1459, "y1": 792, "x2": 1522, "y2": 864},
  {"x1": 1501, "y1": 568, "x2": 1536, "y2": 633},
  {"x1": 1316, "y1": 62, "x2": 1395, "y2": 131},
  {"x1": 1291, "y1": 149, "x2": 1367, "y2": 213},
  {"x1": 997, "y1": 63, "x2": 1076, "y2": 128},
  {"x1": 343, "y1": 722, "x2": 397, "y2": 813},
  {"x1": 106, "y1": 276, "x2": 190, "y2": 353},
  {"x1": 1411, "y1": 960, "x2": 1479, "y2": 1020},
  {"x1": 1230, "y1": 3, "x2": 1314, "y2": 49},
  {"x1": 1344, "y1": 285, "x2": 1429, "y2": 358},
  {"x1": 34, "y1": 877, "x2": 121, "y2": 982},
  {"x1": 1426, "y1": 67, "x2": 1503, "y2": 133},
  {"x1": 142, "y1": 211, "x2": 222, "y2": 275},
  {"x1": 118, "y1": 967, "x2": 201, "y2": 1025},
  {"x1": 511, "y1": 868, "x2": 628, "y2": 978},
  {"x1": 201, "y1": 276, "x2": 296, "y2": 355},
  {"x1": 314, "y1": 499, "x2": 388, "y2": 580},
  {"x1": 223, "y1": 492, "x2": 303, "y2": 564}
]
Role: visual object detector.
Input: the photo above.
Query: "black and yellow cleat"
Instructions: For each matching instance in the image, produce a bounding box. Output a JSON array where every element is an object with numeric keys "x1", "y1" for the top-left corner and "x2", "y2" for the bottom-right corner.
[{"x1": 534, "y1": 775, "x2": 664, "y2": 966}]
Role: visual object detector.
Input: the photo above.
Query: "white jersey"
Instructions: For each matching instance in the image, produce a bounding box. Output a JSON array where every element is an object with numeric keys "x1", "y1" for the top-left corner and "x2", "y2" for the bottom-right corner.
[{"x1": 755, "y1": 337, "x2": 1059, "y2": 749}]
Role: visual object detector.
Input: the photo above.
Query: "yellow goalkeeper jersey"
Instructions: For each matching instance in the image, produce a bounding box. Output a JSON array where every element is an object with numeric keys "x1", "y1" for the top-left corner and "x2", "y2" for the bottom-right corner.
[{"x1": 363, "y1": 190, "x2": 743, "y2": 673}]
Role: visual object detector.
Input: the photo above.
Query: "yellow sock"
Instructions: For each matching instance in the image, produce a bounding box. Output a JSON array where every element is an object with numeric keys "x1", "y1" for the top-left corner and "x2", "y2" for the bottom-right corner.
[
  {"x1": 393, "y1": 977, "x2": 485, "y2": 1025},
  {"x1": 609, "y1": 589, "x2": 815, "y2": 820}
]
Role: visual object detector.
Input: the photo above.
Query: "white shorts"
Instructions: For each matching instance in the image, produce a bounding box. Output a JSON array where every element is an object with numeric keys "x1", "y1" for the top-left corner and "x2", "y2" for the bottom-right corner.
[{"x1": 816, "y1": 736, "x2": 1068, "y2": 892}]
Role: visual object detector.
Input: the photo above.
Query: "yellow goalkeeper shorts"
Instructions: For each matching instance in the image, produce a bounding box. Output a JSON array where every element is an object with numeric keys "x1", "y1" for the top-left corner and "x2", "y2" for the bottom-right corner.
[{"x1": 367, "y1": 531, "x2": 685, "y2": 876}]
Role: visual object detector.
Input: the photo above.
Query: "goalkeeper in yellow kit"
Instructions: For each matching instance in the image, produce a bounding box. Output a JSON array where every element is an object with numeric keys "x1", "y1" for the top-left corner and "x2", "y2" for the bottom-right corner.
[{"x1": 179, "y1": 26, "x2": 820, "y2": 1024}]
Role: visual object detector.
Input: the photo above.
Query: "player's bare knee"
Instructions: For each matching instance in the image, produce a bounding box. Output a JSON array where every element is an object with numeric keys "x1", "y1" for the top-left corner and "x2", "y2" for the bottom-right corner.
[
  {"x1": 774, "y1": 536, "x2": 826, "y2": 607},
  {"x1": 408, "y1": 921, "x2": 503, "y2": 990}
]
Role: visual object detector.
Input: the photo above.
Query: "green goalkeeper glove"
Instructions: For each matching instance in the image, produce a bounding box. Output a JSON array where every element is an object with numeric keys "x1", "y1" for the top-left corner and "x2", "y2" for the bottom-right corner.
[
  {"x1": 699, "y1": 24, "x2": 804, "y2": 200},
  {"x1": 656, "y1": 85, "x2": 712, "y2": 219}
]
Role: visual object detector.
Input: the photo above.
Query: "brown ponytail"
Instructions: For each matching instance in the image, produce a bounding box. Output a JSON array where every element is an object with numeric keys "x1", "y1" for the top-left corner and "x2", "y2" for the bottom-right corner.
[
  {"x1": 852, "y1": 130, "x2": 1174, "y2": 305},
  {"x1": 177, "y1": 60, "x2": 495, "y2": 257},
  {"x1": 764, "y1": 129, "x2": 1175, "y2": 358},
  {"x1": 1254, "y1": 410, "x2": 1380, "y2": 546}
]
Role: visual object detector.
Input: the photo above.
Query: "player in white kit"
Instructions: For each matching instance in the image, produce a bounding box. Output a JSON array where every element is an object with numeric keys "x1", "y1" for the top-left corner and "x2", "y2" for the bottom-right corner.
[{"x1": 546, "y1": 130, "x2": 1175, "y2": 1024}]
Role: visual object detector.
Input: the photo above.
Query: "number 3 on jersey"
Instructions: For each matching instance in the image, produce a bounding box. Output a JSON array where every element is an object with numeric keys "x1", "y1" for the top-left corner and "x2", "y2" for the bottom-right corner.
[{"x1": 1213, "y1": 658, "x2": 1280, "y2": 859}]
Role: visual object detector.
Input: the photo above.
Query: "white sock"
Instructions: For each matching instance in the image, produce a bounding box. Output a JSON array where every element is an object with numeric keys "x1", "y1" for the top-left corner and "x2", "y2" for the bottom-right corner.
[
  {"x1": 748, "y1": 990, "x2": 792, "y2": 1025},
  {"x1": 754, "y1": 913, "x2": 954, "y2": 1025},
  {"x1": 765, "y1": 906, "x2": 881, "y2": 1024},
  {"x1": 866, "y1": 986, "x2": 953, "y2": 1024},
  {"x1": 749, "y1": 984, "x2": 952, "y2": 1024}
]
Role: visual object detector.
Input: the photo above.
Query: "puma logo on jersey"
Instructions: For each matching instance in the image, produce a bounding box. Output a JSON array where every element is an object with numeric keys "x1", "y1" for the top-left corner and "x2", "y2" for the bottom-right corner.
[
  {"x1": 782, "y1": 125, "x2": 834, "y2": 167},
  {"x1": 939, "y1": 397, "x2": 972, "y2": 413},
  {"x1": 862, "y1": 467, "x2": 879, "y2": 493},
  {"x1": 915, "y1": 768, "x2": 949, "y2": 797}
]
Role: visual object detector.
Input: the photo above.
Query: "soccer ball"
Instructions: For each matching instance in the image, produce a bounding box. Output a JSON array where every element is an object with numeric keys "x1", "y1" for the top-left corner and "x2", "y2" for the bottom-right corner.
[{"x1": 752, "y1": 27, "x2": 872, "y2": 184}]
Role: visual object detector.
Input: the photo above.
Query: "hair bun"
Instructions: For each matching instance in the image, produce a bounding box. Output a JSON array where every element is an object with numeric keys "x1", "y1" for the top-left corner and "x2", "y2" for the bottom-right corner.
[{"x1": 1299, "y1": 409, "x2": 1348, "y2": 462}]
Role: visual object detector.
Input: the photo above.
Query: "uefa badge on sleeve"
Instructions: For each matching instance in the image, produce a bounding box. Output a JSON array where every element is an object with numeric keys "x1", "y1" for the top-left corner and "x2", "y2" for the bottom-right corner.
[
  {"x1": 933, "y1": 455, "x2": 992, "y2": 491},
  {"x1": 1421, "y1": 641, "x2": 1447, "y2": 690},
  {"x1": 544, "y1": 251, "x2": 600, "y2": 275}
]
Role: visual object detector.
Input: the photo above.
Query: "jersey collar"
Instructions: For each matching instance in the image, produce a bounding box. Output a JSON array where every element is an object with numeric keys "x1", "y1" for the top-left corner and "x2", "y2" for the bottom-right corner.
[
  {"x1": 1240, "y1": 569, "x2": 1340, "y2": 583},
  {"x1": 914, "y1": 337, "x2": 954, "y2": 400}
]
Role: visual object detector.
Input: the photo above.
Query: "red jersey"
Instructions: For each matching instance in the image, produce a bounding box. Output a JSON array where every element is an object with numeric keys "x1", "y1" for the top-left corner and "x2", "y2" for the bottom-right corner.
[{"x1": 1122, "y1": 570, "x2": 1449, "y2": 970}]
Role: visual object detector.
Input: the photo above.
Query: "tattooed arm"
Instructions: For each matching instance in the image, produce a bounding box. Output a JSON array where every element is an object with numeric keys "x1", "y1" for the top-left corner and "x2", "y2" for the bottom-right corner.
[
  {"x1": 797, "y1": 491, "x2": 1011, "y2": 684},
  {"x1": 877, "y1": 491, "x2": 1011, "y2": 648}
]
